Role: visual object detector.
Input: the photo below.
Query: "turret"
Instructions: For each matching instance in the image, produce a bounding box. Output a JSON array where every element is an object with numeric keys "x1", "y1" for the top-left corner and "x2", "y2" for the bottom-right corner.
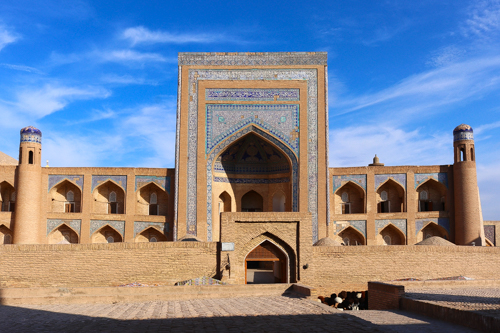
[
  {"x1": 453, "y1": 124, "x2": 484, "y2": 245},
  {"x1": 13, "y1": 126, "x2": 43, "y2": 244}
]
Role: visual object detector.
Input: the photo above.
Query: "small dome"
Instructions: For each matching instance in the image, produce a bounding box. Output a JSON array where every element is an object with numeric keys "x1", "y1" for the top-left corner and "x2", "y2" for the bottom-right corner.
[
  {"x1": 20, "y1": 126, "x2": 42, "y2": 136},
  {"x1": 453, "y1": 124, "x2": 473, "y2": 134},
  {"x1": 453, "y1": 124, "x2": 473, "y2": 142},
  {"x1": 313, "y1": 237, "x2": 342, "y2": 246},
  {"x1": 20, "y1": 126, "x2": 42, "y2": 144}
]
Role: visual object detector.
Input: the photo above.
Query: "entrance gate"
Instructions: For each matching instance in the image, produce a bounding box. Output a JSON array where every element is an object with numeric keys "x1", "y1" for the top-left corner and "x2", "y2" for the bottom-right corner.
[{"x1": 245, "y1": 241, "x2": 287, "y2": 284}]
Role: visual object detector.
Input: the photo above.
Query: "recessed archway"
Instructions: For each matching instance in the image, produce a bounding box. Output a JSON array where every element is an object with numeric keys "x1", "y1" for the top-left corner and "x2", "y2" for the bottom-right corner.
[
  {"x1": 48, "y1": 224, "x2": 79, "y2": 244},
  {"x1": 416, "y1": 179, "x2": 447, "y2": 212},
  {"x1": 416, "y1": 222, "x2": 449, "y2": 243},
  {"x1": 135, "y1": 227, "x2": 167, "y2": 242},
  {"x1": 93, "y1": 180, "x2": 125, "y2": 214},
  {"x1": 378, "y1": 224, "x2": 405, "y2": 245},
  {"x1": 245, "y1": 240, "x2": 287, "y2": 284},
  {"x1": 49, "y1": 179, "x2": 82, "y2": 213},
  {"x1": 91, "y1": 225, "x2": 123, "y2": 243},
  {"x1": 338, "y1": 226, "x2": 365, "y2": 245},
  {"x1": 136, "y1": 182, "x2": 168, "y2": 216},
  {"x1": 241, "y1": 190, "x2": 264, "y2": 212},
  {"x1": 0, "y1": 181, "x2": 15, "y2": 212},
  {"x1": 334, "y1": 181, "x2": 365, "y2": 214},
  {"x1": 272, "y1": 191, "x2": 286, "y2": 212},
  {"x1": 0, "y1": 225, "x2": 12, "y2": 244},
  {"x1": 376, "y1": 179, "x2": 405, "y2": 213}
]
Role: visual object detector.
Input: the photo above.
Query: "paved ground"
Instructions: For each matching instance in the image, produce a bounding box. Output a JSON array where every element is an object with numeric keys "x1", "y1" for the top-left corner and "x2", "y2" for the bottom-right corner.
[
  {"x1": 0, "y1": 296, "x2": 479, "y2": 332},
  {"x1": 405, "y1": 287, "x2": 500, "y2": 319}
]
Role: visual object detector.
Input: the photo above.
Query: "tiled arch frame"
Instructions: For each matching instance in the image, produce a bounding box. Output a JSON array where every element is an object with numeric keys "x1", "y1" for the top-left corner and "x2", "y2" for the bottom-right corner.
[
  {"x1": 206, "y1": 125, "x2": 299, "y2": 241},
  {"x1": 176, "y1": 67, "x2": 320, "y2": 242}
]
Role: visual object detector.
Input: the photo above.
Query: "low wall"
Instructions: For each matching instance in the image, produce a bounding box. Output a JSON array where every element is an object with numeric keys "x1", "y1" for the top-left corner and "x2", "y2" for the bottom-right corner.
[
  {"x1": 367, "y1": 282, "x2": 404, "y2": 310},
  {"x1": 0, "y1": 242, "x2": 217, "y2": 288},
  {"x1": 309, "y1": 245, "x2": 500, "y2": 295}
]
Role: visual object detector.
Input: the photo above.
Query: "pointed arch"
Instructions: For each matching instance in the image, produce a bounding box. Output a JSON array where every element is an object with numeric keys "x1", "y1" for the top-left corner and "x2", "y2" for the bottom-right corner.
[
  {"x1": 272, "y1": 190, "x2": 286, "y2": 212},
  {"x1": 48, "y1": 223, "x2": 79, "y2": 244},
  {"x1": 49, "y1": 179, "x2": 82, "y2": 213},
  {"x1": 135, "y1": 226, "x2": 167, "y2": 243},
  {"x1": 338, "y1": 226, "x2": 365, "y2": 245},
  {"x1": 91, "y1": 224, "x2": 123, "y2": 243},
  {"x1": 334, "y1": 181, "x2": 366, "y2": 214},
  {"x1": 245, "y1": 240, "x2": 288, "y2": 284},
  {"x1": 416, "y1": 221, "x2": 449, "y2": 243},
  {"x1": 416, "y1": 178, "x2": 447, "y2": 212},
  {"x1": 378, "y1": 223, "x2": 406, "y2": 245},
  {"x1": 0, "y1": 224, "x2": 12, "y2": 244},
  {"x1": 376, "y1": 178, "x2": 405, "y2": 213},
  {"x1": 136, "y1": 181, "x2": 168, "y2": 216},
  {"x1": 93, "y1": 180, "x2": 125, "y2": 214},
  {"x1": 241, "y1": 190, "x2": 264, "y2": 212},
  {"x1": 0, "y1": 181, "x2": 15, "y2": 212}
]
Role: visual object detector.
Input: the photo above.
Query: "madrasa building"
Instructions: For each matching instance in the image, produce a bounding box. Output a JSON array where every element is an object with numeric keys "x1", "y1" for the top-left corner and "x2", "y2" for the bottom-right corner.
[{"x1": 0, "y1": 52, "x2": 495, "y2": 285}]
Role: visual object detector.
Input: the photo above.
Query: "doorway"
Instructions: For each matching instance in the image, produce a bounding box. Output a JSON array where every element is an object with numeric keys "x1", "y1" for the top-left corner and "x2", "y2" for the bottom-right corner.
[{"x1": 245, "y1": 240, "x2": 287, "y2": 284}]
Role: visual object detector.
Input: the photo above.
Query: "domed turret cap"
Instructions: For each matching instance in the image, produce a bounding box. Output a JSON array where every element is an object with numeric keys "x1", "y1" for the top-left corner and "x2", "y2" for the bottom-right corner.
[
  {"x1": 20, "y1": 126, "x2": 42, "y2": 144},
  {"x1": 453, "y1": 124, "x2": 473, "y2": 142}
]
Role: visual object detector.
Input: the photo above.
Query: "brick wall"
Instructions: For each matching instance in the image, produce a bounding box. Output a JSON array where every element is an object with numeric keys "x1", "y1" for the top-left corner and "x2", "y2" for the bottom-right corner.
[
  {"x1": 308, "y1": 245, "x2": 500, "y2": 295},
  {"x1": 0, "y1": 242, "x2": 217, "y2": 288},
  {"x1": 367, "y1": 282, "x2": 404, "y2": 310}
]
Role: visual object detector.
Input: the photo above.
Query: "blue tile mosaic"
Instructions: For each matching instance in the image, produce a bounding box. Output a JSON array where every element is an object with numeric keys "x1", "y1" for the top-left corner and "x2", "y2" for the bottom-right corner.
[
  {"x1": 206, "y1": 88, "x2": 300, "y2": 101},
  {"x1": 178, "y1": 52, "x2": 328, "y2": 66},
  {"x1": 414, "y1": 173, "x2": 448, "y2": 189},
  {"x1": 48, "y1": 175, "x2": 84, "y2": 192},
  {"x1": 375, "y1": 219, "x2": 407, "y2": 237},
  {"x1": 206, "y1": 125, "x2": 299, "y2": 241},
  {"x1": 206, "y1": 104, "x2": 299, "y2": 155},
  {"x1": 333, "y1": 220, "x2": 367, "y2": 237},
  {"x1": 134, "y1": 221, "x2": 169, "y2": 237},
  {"x1": 180, "y1": 68, "x2": 319, "y2": 242},
  {"x1": 332, "y1": 175, "x2": 367, "y2": 193},
  {"x1": 135, "y1": 175, "x2": 171, "y2": 194},
  {"x1": 173, "y1": 64, "x2": 182, "y2": 241},
  {"x1": 20, "y1": 126, "x2": 42, "y2": 143},
  {"x1": 375, "y1": 174, "x2": 406, "y2": 191},
  {"x1": 484, "y1": 225, "x2": 495, "y2": 245},
  {"x1": 90, "y1": 220, "x2": 125, "y2": 236},
  {"x1": 214, "y1": 177, "x2": 290, "y2": 184},
  {"x1": 415, "y1": 218, "x2": 450, "y2": 235},
  {"x1": 91, "y1": 175, "x2": 127, "y2": 192},
  {"x1": 46, "y1": 219, "x2": 81, "y2": 236}
]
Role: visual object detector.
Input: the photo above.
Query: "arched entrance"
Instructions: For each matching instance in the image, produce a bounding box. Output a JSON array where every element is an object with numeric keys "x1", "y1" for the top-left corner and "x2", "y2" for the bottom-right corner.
[{"x1": 245, "y1": 240, "x2": 287, "y2": 284}]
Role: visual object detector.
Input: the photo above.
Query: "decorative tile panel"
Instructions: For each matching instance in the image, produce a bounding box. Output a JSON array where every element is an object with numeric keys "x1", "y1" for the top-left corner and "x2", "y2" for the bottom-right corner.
[
  {"x1": 48, "y1": 175, "x2": 84, "y2": 192},
  {"x1": 414, "y1": 173, "x2": 449, "y2": 189},
  {"x1": 90, "y1": 220, "x2": 125, "y2": 236},
  {"x1": 333, "y1": 220, "x2": 367, "y2": 237},
  {"x1": 206, "y1": 104, "x2": 299, "y2": 155},
  {"x1": 333, "y1": 175, "x2": 367, "y2": 193},
  {"x1": 375, "y1": 219, "x2": 407, "y2": 237},
  {"x1": 484, "y1": 225, "x2": 495, "y2": 246},
  {"x1": 46, "y1": 219, "x2": 81, "y2": 236},
  {"x1": 91, "y1": 175, "x2": 127, "y2": 192},
  {"x1": 20, "y1": 126, "x2": 42, "y2": 143},
  {"x1": 134, "y1": 221, "x2": 169, "y2": 237},
  {"x1": 180, "y1": 67, "x2": 319, "y2": 242},
  {"x1": 206, "y1": 88, "x2": 299, "y2": 101},
  {"x1": 415, "y1": 218, "x2": 450, "y2": 235},
  {"x1": 375, "y1": 174, "x2": 407, "y2": 191},
  {"x1": 207, "y1": 125, "x2": 299, "y2": 241},
  {"x1": 214, "y1": 177, "x2": 290, "y2": 184},
  {"x1": 135, "y1": 175, "x2": 171, "y2": 194},
  {"x1": 178, "y1": 52, "x2": 327, "y2": 66}
]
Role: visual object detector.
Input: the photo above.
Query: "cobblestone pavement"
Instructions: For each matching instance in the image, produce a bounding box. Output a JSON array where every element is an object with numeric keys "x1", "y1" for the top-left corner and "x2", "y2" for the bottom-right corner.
[
  {"x1": 405, "y1": 287, "x2": 500, "y2": 319},
  {"x1": 0, "y1": 296, "x2": 478, "y2": 332}
]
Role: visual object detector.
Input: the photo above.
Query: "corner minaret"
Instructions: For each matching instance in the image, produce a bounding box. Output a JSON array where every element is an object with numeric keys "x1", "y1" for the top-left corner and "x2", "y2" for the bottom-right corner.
[
  {"x1": 453, "y1": 124, "x2": 484, "y2": 246},
  {"x1": 13, "y1": 126, "x2": 43, "y2": 244}
]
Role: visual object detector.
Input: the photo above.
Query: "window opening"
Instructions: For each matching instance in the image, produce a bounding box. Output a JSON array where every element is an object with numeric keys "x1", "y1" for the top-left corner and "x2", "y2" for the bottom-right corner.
[
  {"x1": 4, "y1": 234, "x2": 12, "y2": 244},
  {"x1": 28, "y1": 150, "x2": 34, "y2": 164},
  {"x1": 109, "y1": 191, "x2": 118, "y2": 214},
  {"x1": 341, "y1": 192, "x2": 348, "y2": 202},
  {"x1": 383, "y1": 235, "x2": 391, "y2": 245},
  {"x1": 150, "y1": 236, "x2": 157, "y2": 242},
  {"x1": 343, "y1": 237, "x2": 350, "y2": 246},
  {"x1": 341, "y1": 203, "x2": 351, "y2": 214},
  {"x1": 460, "y1": 148, "x2": 465, "y2": 162},
  {"x1": 149, "y1": 192, "x2": 159, "y2": 215}
]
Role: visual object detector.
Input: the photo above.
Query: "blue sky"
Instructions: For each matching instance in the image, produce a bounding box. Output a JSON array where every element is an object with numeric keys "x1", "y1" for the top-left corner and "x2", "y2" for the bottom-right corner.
[{"x1": 0, "y1": 0, "x2": 499, "y2": 219}]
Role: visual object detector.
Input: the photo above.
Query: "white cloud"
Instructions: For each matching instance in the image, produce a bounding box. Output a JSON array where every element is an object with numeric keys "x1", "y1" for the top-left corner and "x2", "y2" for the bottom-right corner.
[
  {"x1": 1, "y1": 63, "x2": 43, "y2": 74},
  {"x1": 462, "y1": 0, "x2": 500, "y2": 39},
  {"x1": 101, "y1": 74, "x2": 157, "y2": 85},
  {"x1": 0, "y1": 25, "x2": 19, "y2": 51},
  {"x1": 122, "y1": 26, "x2": 225, "y2": 45},
  {"x1": 97, "y1": 49, "x2": 170, "y2": 63},
  {"x1": 427, "y1": 46, "x2": 466, "y2": 68},
  {"x1": 477, "y1": 161, "x2": 500, "y2": 220}
]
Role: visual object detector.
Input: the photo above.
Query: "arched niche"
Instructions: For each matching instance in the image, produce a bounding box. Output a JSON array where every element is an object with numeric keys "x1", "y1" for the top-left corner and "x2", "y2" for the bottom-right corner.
[
  {"x1": 416, "y1": 179, "x2": 447, "y2": 212},
  {"x1": 136, "y1": 182, "x2": 168, "y2": 216},
  {"x1": 135, "y1": 227, "x2": 167, "y2": 243},
  {"x1": 272, "y1": 191, "x2": 286, "y2": 212},
  {"x1": 338, "y1": 226, "x2": 365, "y2": 245},
  {"x1": 49, "y1": 179, "x2": 82, "y2": 213},
  {"x1": 213, "y1": 131, "x2": 293, "y2": 214},
  {"x1": 245, "y1": 240, "x2": 287, "y2": 284},
  {"x1": 91, "y1": 225, "x2": 123, "y2": 243},
  {"x1": 93, "y1": 180, "x2": 125, "y2": 214},
  {"x1": 378, "y1": 224, "x2": 405, "y2": 245},
  {"x1": 334, "y1": 181, "x2": 365, "y2": 214},
  {"x1": 48, "y1": 224, "x2": 79, "y2": 244},
  {"x1": 376, "y1": 179, "x2": 405, "y2": 213},
  {"x1": 0, "y1": 225, "x2": 12, "y2": 244},
  {"x1": 416, "y1": 222, "x2": 449, "y2": 243},
  {"x1": 241, "y1": 190, "x2": 263, "y2": 212},
  {"x1": 0, "y1": 181, "x2": 15, "y2": 212}
]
